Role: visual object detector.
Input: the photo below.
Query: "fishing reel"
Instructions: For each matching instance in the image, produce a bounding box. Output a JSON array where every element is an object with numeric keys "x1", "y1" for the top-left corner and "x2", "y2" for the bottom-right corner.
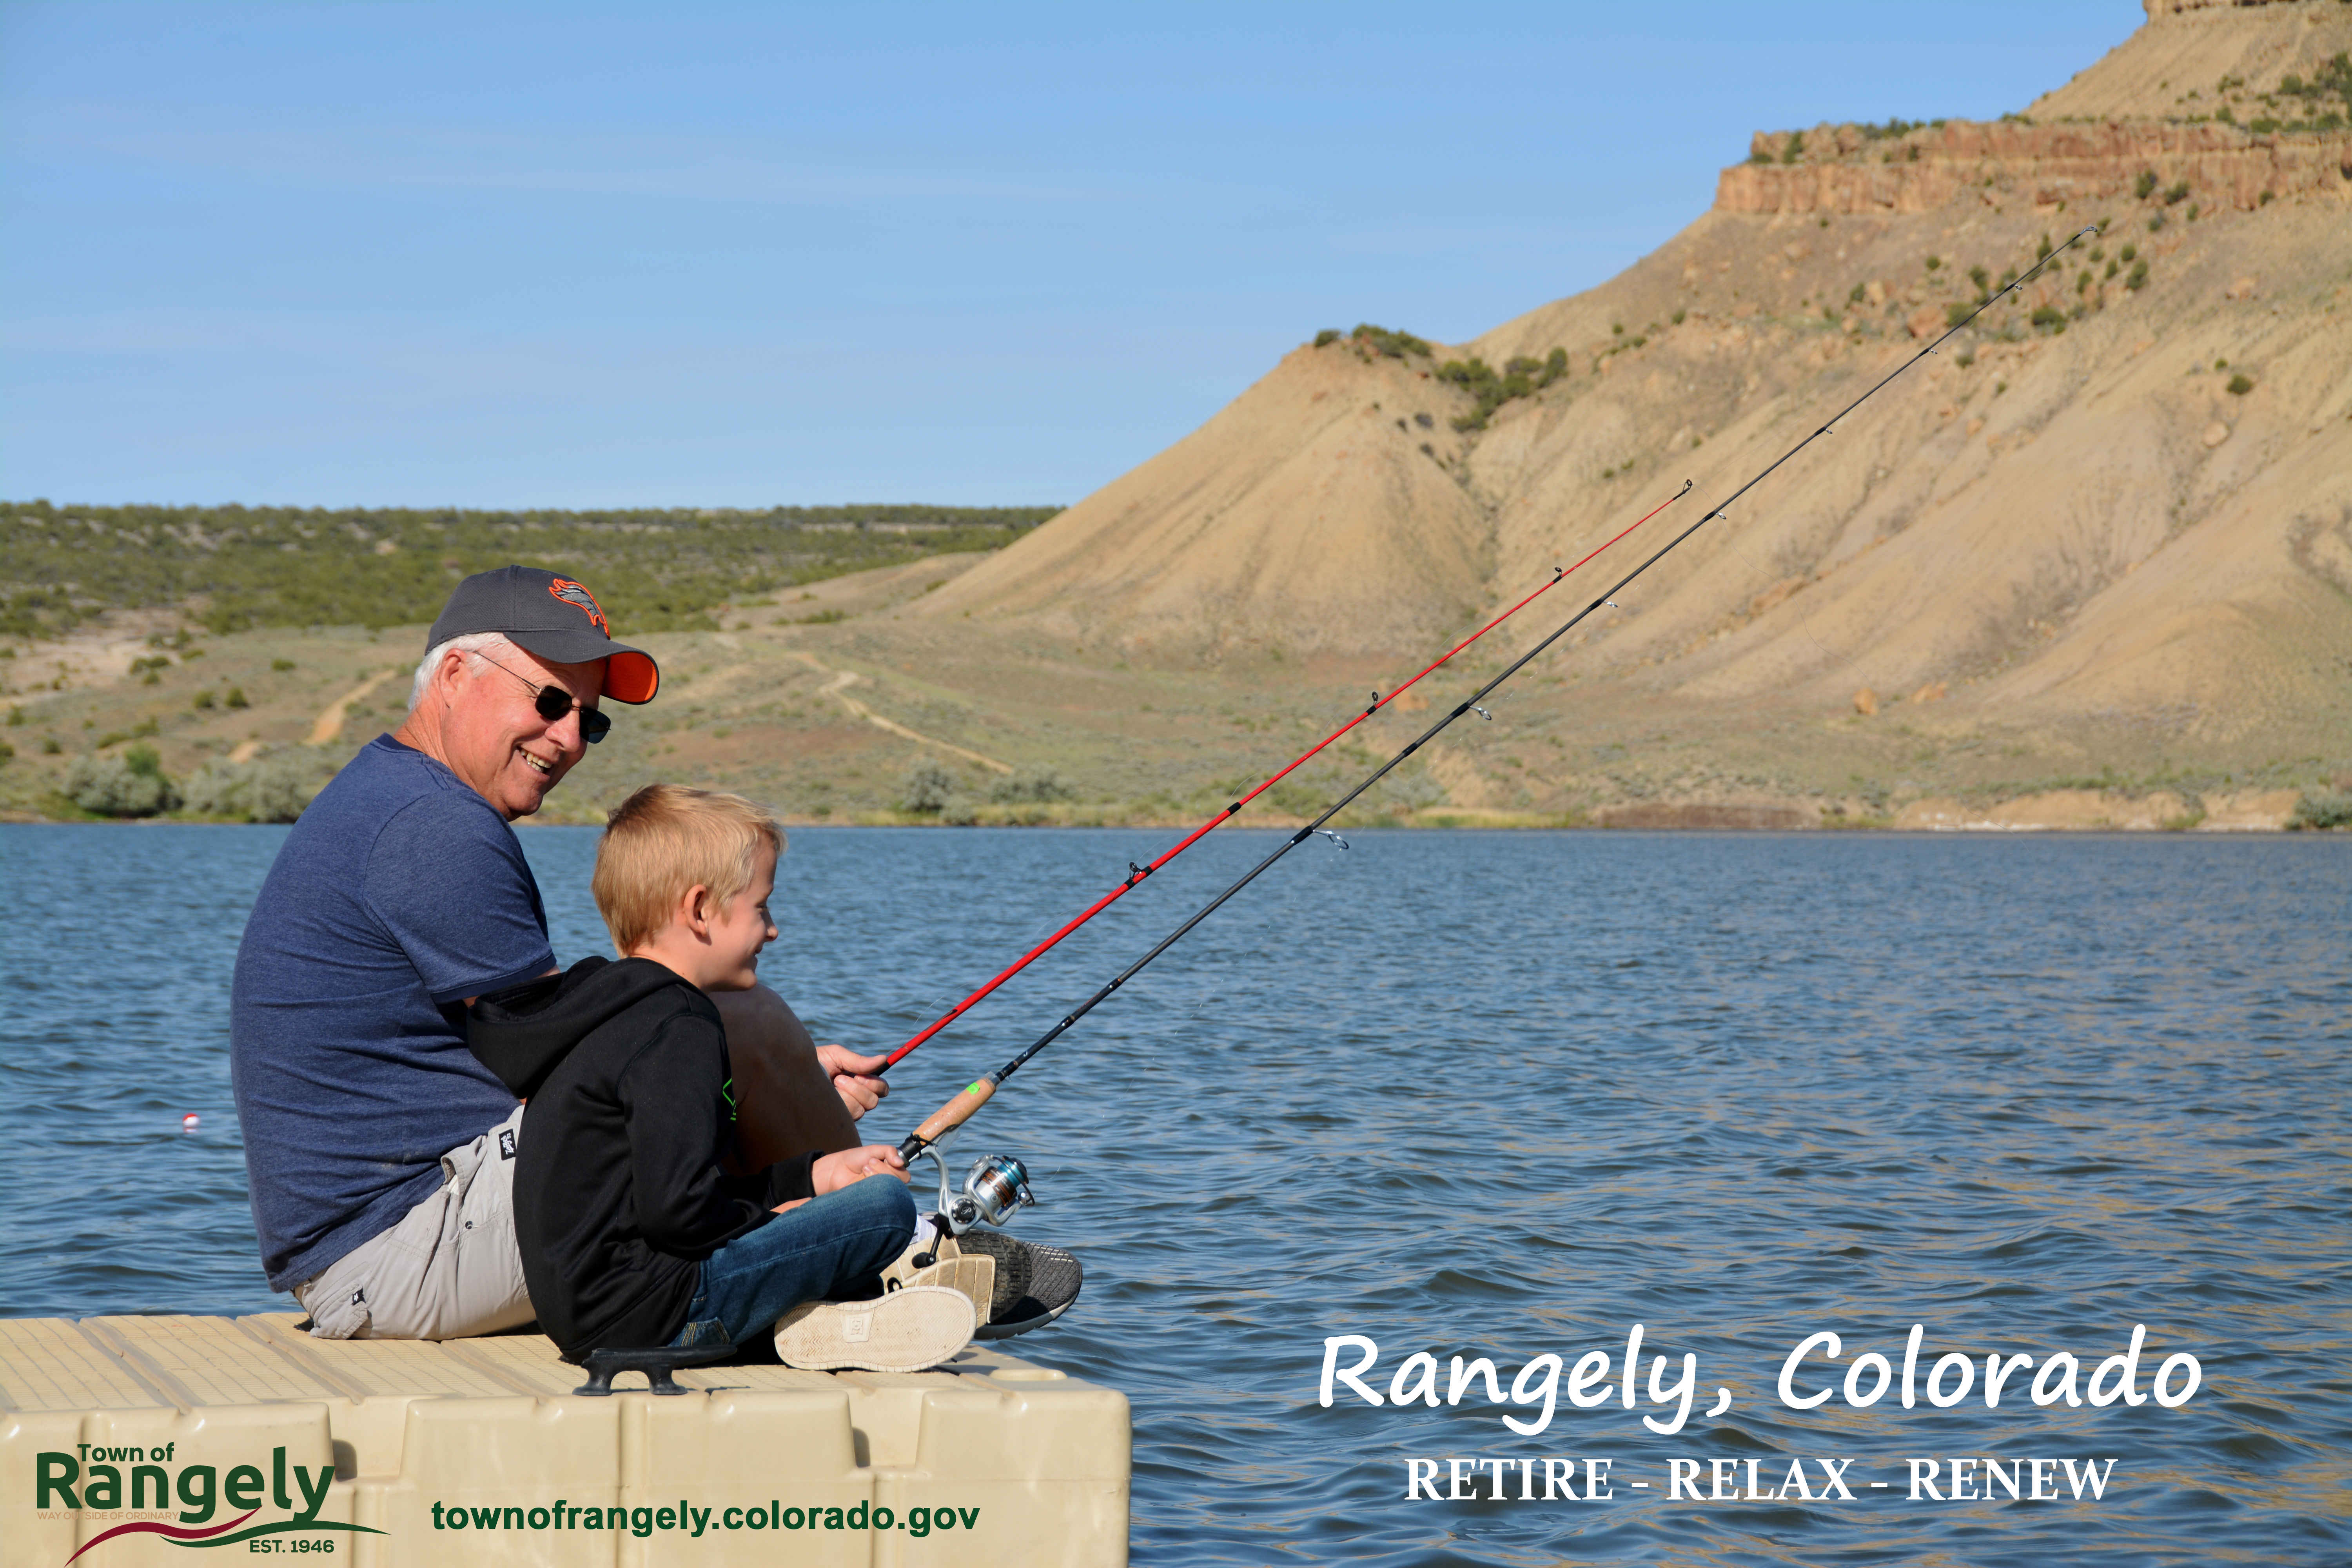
[{"x1": 915, "y1": 1138, "x2": 1039, "y2": 1237}]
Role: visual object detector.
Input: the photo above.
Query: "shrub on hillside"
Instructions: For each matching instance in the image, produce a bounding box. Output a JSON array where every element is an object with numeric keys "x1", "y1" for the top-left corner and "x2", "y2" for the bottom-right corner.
[
  {"x1": 900, "y1": 762, "x2": 958, "y2": 815},
  {"x1": 1350, "y1": 325, "x2": 1432, "y2": 360},
  {"x1": 1438, "y1": 347, "x2": 1566, "y2": 430},
  {"x1": 64, "y1": 745, "x2": 178, "y2": 817},
  {"x1": 2290, "y1": 791, "x2": 2352, "y2": 830},
  {"x1": 182, "y1": 760, "x2": 242, "y2": 818},
  {"x1": 183, "y1": 750, "x2": 329, "y2": 822},
  {"x1": 252, "y1": 760, "x2": 317, "y2": 822},
  {"x1": 989, "y1": 767, "x2": 1077, "y2": 804}
]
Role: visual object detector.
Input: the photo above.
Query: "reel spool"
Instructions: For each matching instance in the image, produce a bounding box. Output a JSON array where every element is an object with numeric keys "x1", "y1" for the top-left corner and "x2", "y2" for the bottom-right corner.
[{"x1": 919, "y1": 1140, "x2": 1039, "y2": 1237}]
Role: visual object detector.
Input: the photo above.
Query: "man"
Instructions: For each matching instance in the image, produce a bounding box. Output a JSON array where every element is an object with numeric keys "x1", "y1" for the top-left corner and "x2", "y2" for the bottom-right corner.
[{"x1": 230, "y1": 566, "x2": 889, "y2": 1339}]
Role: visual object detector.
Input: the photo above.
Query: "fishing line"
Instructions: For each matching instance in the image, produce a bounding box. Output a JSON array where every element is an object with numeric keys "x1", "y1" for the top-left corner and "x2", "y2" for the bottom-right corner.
[
  {"x1": 873, "y1": 480, "x2": 1697, "y2": 1073},
  {"x1": 887, "y1": 894, "x2": 1107, "y2": 1047},
  {"x1": 895, "y1": 223, "x2": 2102, "y2": 1159}
]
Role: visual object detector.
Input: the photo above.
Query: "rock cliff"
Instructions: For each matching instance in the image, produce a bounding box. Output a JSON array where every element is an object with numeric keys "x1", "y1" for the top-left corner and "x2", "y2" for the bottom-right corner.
[
  {"x1": 1717, "y1": 118, "x2": 2350, "y2": 218},
  {"x1": 1722, "y1": 0, "x2": 2352, "y2": 217}
]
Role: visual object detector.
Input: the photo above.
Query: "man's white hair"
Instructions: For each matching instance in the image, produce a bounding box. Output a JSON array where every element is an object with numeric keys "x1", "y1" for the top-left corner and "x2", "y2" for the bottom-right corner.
[{"x1": 408, "y1": 631, "x2": 516, "y2": 712}]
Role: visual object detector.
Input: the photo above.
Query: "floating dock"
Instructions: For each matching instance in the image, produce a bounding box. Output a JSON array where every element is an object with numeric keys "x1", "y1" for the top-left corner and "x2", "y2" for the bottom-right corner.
[{"x1": 1, "y1": 1314, "x2": 1128, "y2": 1566}]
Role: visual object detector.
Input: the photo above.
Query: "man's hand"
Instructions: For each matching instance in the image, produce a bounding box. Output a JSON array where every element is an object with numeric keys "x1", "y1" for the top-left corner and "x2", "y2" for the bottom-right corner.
[
  {"x1": 800, "y1": 1144, "x2": 910, "y2": 1201},
  {"x1": 816, "y1": 1045, "x2": 889, "y2": 1120}
]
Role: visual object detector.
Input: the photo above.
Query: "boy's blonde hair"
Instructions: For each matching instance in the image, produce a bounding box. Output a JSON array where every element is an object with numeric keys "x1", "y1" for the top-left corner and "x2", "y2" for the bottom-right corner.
[{"x1": 593, "y1": 784, "x2": 784, "y2": 955}]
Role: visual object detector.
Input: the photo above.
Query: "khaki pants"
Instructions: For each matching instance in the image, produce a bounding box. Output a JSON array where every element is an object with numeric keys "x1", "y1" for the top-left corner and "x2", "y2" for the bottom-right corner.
[{"x1": 293, "y1": 1105, "x2": 535, "y2": 1341}]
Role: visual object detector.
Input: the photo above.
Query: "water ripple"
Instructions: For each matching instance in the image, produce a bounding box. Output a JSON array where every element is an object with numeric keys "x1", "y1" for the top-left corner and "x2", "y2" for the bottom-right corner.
[{"x1": 2, "y1": 825, "x2": 2346, "y2": 1564}]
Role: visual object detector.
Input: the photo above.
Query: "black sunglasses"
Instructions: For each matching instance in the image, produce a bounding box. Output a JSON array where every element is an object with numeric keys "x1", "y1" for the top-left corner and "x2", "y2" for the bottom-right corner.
[{"x1": 477, "y1": 651, "x2": 612, "y2": 744}]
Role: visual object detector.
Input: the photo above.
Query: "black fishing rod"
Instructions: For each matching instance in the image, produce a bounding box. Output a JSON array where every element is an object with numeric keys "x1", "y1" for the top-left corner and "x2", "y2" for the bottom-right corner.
[
  {"x1": 898, "y1": 223, "x2": 2103, "y2": 1160},
  {"x1": 873, "y1": 483, "x2": 1694, "y2": 1075}
]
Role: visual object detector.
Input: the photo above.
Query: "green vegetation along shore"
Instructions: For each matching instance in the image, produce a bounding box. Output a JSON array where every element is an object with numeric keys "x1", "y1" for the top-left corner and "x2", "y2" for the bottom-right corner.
[{"x1": 1, "y1": 501, "x2": 1059, "y2": 644}]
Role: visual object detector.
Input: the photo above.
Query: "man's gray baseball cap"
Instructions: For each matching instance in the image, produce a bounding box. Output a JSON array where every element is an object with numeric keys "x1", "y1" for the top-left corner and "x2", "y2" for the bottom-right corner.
[{"x1": 426, "y1": 565, "x2": 661, "y2": 703}]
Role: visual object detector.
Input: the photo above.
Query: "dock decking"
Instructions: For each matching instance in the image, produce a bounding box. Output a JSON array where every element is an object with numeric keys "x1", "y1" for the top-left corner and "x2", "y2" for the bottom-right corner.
[{"x1": 1, "y1": 1313, "x2": 1128, "y2": 1566}]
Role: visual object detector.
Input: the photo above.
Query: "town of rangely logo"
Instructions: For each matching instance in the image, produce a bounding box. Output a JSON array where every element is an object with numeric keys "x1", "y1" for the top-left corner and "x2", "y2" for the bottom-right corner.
[{"x1": 38, "y1": 1445, "x2": 383, "y2": 1564}]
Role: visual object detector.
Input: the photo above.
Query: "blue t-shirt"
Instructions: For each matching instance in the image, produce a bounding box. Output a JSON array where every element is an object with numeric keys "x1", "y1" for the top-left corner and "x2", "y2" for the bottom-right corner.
[{"x1": 231, "y1": 735, "x2": 556, "y2": 1290}]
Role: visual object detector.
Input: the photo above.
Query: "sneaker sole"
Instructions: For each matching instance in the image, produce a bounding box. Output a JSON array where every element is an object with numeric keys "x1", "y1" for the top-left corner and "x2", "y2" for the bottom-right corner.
[
  {"x1": 773, "y1": 1286, "x2": 975, "y2": 1372},
  {"x1": 892, "y1": 1254, "x2": 999, "y2": 1325}
]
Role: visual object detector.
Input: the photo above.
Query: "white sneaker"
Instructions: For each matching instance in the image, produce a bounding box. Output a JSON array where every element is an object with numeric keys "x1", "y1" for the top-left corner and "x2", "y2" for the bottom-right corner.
[
  {"x1": 881, "y1": 1227, "x2": 999, "y2": 1325},
  {"x1": 773, "y1": 1285, "x2": 975, "y2": 1372}
]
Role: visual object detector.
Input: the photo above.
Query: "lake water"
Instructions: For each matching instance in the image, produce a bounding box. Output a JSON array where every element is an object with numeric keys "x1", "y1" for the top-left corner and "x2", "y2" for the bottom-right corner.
[{"x1": 2, "y1": 823, "x2": 2345, "y2": 1565}]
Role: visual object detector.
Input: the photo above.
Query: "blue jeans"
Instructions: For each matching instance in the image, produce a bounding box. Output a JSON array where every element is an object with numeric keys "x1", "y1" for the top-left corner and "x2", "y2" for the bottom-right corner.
[{"x1": 671, "y1": 1175, "x2": 916, "y2": 1348}]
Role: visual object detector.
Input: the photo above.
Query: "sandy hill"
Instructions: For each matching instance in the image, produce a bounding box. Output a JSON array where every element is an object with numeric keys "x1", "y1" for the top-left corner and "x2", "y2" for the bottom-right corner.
[
  {"x1": 922, "y1": 0, "x2": 2352, "y2": 785},
  {"x1": 922, "y1": 343, "x2": 1491, "y2": 658},
  {"x1": 2031, "y1": 0, "x2": 2352, "y2": 121}
]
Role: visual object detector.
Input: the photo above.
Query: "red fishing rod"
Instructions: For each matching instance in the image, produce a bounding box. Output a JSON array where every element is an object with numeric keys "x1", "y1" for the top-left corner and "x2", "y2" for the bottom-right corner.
[
  {"x1": 894, "y1": 223, "x2": 2106, "y2": 1159},
  {"x1": 873, "y1": 479, "x2": 1693, "y2": 1074}
]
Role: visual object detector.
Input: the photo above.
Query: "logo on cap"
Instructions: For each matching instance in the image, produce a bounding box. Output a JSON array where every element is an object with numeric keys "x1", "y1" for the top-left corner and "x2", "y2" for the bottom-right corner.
[{"x1": 548, "y1": 577, "x2": 610, "y2": 636}]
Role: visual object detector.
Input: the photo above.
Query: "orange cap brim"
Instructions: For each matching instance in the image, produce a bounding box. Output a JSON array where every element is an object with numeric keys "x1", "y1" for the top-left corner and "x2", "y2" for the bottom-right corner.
[{"x1": 605, "y1": 650, "x2": 660, "y2": 704}]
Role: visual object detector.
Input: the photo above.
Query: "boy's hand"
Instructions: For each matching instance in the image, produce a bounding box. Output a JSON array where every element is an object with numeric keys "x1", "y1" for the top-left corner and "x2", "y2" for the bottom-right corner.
[
  {"x1": 807, "y1": 1144, "x2": 909, "y2": 1197},
  {"x1": 816, "y1": 1045, "x2": 889, "y2": 1120}
]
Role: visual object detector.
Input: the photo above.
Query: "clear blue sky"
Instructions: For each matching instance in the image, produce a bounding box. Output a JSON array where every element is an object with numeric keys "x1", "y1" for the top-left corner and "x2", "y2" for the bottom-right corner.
[{"x1": 2, "y1": 2, "x2": 2140, "y2": 510}]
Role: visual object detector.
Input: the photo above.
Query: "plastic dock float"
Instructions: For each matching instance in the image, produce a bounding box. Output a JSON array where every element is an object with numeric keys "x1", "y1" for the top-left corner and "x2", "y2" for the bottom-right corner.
[{"x1": 1, "y1": 1313, "x2": 1128, "y2": 1567}]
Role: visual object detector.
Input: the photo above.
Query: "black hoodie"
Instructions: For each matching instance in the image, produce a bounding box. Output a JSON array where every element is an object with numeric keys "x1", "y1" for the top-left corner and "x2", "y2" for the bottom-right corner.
[{"x1": 468, "y1": 956, "x2": 817, "y2": 1357}]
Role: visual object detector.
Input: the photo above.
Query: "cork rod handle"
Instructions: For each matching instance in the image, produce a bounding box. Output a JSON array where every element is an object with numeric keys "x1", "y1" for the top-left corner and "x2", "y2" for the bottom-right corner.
[{"x1": 898, "y1": 1076, "x2": 997, "y2": 1160}]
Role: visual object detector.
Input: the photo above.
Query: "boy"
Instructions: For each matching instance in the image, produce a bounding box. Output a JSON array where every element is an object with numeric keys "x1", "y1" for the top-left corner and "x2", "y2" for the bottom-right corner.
[{"x1": 467, "y1": 784, "x2": 975, "y2": 1370}]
